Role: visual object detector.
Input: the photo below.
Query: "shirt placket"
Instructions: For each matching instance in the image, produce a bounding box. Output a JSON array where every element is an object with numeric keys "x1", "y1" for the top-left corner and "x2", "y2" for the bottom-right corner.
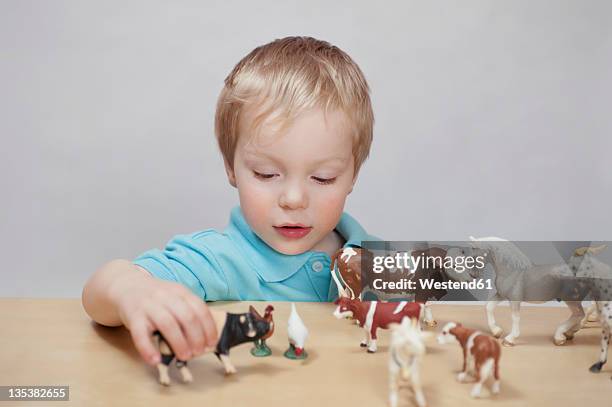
[{"x1": 304, "y1": 254, "x2": 331, "y2": 301}]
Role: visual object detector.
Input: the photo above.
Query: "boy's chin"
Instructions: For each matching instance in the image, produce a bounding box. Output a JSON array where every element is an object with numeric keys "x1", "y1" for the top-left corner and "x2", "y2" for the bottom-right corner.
[{"x1": 267, "y1": 239, "x2": 312, "y2": 256}]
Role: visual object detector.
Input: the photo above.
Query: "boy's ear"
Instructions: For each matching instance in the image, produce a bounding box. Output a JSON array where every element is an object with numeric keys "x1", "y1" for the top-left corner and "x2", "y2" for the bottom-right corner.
[{"x1": 224, "y1": 160, "x2": 237, "y2": 188}]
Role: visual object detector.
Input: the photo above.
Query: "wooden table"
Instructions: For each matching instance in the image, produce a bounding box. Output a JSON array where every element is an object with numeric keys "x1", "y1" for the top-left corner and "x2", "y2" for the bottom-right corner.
[{"x1": 0, "y1": 299, "x2": 610, "y2": 406}]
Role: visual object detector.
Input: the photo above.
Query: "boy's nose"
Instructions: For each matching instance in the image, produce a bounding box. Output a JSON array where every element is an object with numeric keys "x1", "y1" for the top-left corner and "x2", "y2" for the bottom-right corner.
[{"x1": 279, "y1": 182, "x2": 308, "y2": 210}]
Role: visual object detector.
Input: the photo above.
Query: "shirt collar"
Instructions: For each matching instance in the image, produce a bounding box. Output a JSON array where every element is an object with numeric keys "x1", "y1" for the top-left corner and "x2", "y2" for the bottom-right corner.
[{"x1": 224, "y1": 206, "x2": 372, "y2": 283}]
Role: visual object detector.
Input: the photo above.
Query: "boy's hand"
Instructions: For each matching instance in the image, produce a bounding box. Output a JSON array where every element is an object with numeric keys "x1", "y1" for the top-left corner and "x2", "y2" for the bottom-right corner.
[{"x1": 115, "y1": 275, "x2": 218, "y2": 366}]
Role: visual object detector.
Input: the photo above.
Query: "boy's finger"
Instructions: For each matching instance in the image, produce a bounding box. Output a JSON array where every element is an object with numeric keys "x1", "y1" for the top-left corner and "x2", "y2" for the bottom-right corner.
[
  {"x1": 129, "y1": 319, "x2": 160, "y2": 366},
  {"x1": 166, "y1": 297, "x2": 206, "y2": 356},
  {"x1": 183, "y1": 295, "x2": 218, "y2": 351},
  {"x1": 151, "y1": 307, "x2": 192, "y2": 361}
]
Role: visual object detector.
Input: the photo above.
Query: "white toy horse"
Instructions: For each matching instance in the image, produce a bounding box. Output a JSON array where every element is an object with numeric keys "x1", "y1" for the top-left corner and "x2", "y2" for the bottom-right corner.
[{"x1": 388, "y1": 317, "x2": 431, "y2": 407}]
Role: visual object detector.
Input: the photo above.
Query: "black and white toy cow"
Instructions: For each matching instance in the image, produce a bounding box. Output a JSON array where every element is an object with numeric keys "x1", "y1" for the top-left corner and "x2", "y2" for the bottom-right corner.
[
  {"x1": 154, "y1": 310, "x2": 271, "y2": 385},
  {"x1": 214, "y1": 312, "x2": 271, "y2": 374}
]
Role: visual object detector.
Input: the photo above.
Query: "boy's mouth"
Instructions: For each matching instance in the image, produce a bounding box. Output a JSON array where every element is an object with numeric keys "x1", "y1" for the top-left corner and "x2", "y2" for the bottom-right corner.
[{"x1": 274, "y1": 224, "x2": 312, "y2": 239}]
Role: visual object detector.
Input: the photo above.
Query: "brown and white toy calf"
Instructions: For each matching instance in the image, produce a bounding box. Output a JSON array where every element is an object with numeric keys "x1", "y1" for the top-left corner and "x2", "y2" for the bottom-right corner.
[
  {"x1": 333, "y1": 297, "x2": 423, "y2": 353},
  {"x1": 388, "y1": 317, "x2": 432, "y2": 407},
  {"x1": 438, "y1": 322, "x2": 501, "y2": 398},
  {"x1": 330, "y1": 247, "x2": 441, "y2": 327}
]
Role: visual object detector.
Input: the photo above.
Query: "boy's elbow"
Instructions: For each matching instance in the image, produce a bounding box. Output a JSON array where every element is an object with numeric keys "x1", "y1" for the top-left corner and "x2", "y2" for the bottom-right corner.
[{"x1": 81, "y1": 258, "x2": 133, "y2": 327}]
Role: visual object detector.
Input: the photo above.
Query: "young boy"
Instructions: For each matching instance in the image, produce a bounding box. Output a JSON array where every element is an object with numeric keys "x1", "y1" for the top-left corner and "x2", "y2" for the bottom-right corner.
[{"x1": 82, "y1": 36, "x2": 376, "y2": 366}]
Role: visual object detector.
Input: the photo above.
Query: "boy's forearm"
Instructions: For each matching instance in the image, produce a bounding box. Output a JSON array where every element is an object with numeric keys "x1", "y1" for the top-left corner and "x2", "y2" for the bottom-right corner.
[{"x1": 82, "y1": 259, "x2": 150, "y2": 327}]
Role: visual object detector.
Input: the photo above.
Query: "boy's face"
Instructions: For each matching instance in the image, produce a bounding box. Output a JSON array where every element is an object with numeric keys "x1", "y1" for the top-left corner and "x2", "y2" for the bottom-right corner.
[{"x1": 226, "y1": 107, "x2": 356, "y2": 255}]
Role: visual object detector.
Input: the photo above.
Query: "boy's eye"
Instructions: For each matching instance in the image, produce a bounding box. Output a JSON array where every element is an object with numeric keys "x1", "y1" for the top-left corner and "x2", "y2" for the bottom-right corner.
[
  {"x1": 253, "y1": 171, "x2": 277, "y2": 180},
  {"x1": 312, "y1": 176, "x2": 337, "y2": 185}
]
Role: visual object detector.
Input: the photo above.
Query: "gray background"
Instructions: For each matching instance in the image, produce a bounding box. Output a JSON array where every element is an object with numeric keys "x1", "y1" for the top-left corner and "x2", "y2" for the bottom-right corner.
[{"x1": 1, "y1": 0, "x2": 611, "y2": 298}]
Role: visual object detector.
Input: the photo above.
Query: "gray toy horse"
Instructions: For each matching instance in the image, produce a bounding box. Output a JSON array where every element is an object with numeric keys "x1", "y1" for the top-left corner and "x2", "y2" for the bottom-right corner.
[{"x1": 468, "y1": 237, "x2": 600, "y2": 346}]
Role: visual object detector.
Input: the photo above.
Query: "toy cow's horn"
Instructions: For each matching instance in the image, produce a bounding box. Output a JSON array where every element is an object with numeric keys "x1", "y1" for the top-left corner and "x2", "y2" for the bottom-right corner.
[{"x1": 574, "y1": 244, "x2": 607, "y2": 257}]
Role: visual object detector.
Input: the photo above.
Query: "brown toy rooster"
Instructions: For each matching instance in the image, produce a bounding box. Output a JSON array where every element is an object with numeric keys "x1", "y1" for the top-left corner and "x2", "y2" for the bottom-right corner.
[{"x1": 249, "y1": 305, "x2": 275, "y2": 356}]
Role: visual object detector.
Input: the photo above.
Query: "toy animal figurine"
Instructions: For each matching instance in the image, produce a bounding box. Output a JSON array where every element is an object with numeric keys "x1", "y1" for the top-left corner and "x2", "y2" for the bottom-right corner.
[
  {"x1": 588, "y1": 301, "x2": 611, "y2": 379},
  {"x1": 388, "y1": 317, "x2": 431, "y2": 407},
  {"x1": 249, "y1": 305, "x2": 275, "y2": 357},
  {"x1": 333, "y1": 297, "x2": 423, "y2": 353},
  {"x1": 468, "y1": 236, "x2": 595, "y2": 346},
  {"x1": 153, "y1": 330, "x2": 194, "y2": 386},
  {"x1": 567, "y1": 245, "x2": 612, "y2": 378},
  {"x1": 438, "y1": 322, "x2": 501, "y2": 398},
  {"x1": 284, "y1": 303, "x2": 309, "y2": 359},
  {"x1": 154, "y1": 309, "x2": 271, "y2": 385},
  {"x1": 331, "y1": 246, "x2": 459, "y2": 327},
  {"x1": 330, "y1": 247, "x2": 367, "y2": 300}
]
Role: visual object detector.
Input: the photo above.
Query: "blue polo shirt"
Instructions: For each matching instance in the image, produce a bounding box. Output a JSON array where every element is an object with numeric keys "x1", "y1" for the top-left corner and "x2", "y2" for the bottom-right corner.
[{"x1": 133, "y1": 206, "x2": 376, "y2": 302}]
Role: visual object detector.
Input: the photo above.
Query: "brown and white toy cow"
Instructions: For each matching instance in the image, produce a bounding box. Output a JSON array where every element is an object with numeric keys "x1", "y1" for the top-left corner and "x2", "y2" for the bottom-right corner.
[
  {"x1": 330, "y1": 247, "x2": 367, "y2": 300},
  {"x1": 331, "y1": 247, "x2": 449, "y2": 327},
  {"x1": 438, "y1": 322, "x2": 501, "y2": 398},
  {"x1": 333, "y1": 297, "x2": 423, "y2": 353}
]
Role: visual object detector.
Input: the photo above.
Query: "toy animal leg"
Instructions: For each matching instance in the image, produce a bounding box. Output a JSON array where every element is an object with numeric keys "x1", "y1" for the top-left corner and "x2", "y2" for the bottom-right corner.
[
  {"x1": 218, "y1": 354, "x2": 237, "y2": 375},
  {"x1": 471, "y1": 359, "x2": 493, "y2": 398},
  {"x1": 502, "y1": 301, "x2": 521, "y2": 346},
  {"x1": 566, "y1": 303, "x2": 587, "y2": 338},
  {"x1": 457, "y1": 358, "x2": 472, "y2": 383},
  {"x1": 554, "y1": 302, "x2": 585, "y2": 345},
  {"x1": 486, "y1": 294, "x2": 503, "y2": 338},
  {"x1": 457, "y1": 353, "x2": 470, "y2": 382},
  {"x1": 389, "y1": 369, "x2": 400, "y2": 407},
  {"x1": 367, "y1": 327, "x2": 378, "y2": 353},
  {"x1": 582, "y1": 301, "x2": 600, "y2": 326},
  {"x1": 411, "y1": 364, "x2": 426, "y2": 407},
  {"x1": 589, "y1": 323, "x2": 610, "y2": 373},
  {"x1": 157, "y1": 364, "x2": 171, "y2": 386},
  {"x1": 457, "y1": 371, "x2": 469, "y2": 382},
  {"x1": 389, "y1": 372, "x2": 399, "y2": 407},
  {"x1": 175, "y1": 360, "x2": 193, "y2": 383},
  {"x1": 491, "y1": 359, "x2": 501, "y2": 394},
  {"x1": 367, "y1": 338, "x2": 378, "y2": 353},
  {"x1": 361, "y1": 327, "x2": 370, "y2": 347},
  {"x1": 156, "y1": 350, "x2": 174, "y2": 386},
  {"x1": 423, "y1": 304, "x2": 436, "y2": 327}
]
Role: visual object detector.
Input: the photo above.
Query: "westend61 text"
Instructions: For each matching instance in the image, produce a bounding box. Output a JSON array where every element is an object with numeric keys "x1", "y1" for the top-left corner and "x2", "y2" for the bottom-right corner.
[{"x1": 372, "y1": 278, "x2": 493, "y2": 291}]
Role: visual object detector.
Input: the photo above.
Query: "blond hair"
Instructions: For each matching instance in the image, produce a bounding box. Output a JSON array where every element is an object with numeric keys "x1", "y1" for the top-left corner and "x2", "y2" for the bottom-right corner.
[{"x1": 215, "y1": 36, "x2": 374, "y2": 174}]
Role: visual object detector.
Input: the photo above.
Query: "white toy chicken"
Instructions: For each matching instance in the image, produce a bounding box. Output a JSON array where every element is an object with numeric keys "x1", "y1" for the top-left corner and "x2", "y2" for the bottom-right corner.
[{"x1": 284, "y1": 303, "x2": 309, "y2": 359}]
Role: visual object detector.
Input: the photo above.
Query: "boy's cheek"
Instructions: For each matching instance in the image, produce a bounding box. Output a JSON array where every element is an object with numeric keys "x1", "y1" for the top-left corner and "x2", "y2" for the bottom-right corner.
[
  {"x1": 238, "y1": 187, "x2": 273, "y2": 223},
  {"x1": 311, "y1": 193, "x2": 347, "y2": 227}
]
